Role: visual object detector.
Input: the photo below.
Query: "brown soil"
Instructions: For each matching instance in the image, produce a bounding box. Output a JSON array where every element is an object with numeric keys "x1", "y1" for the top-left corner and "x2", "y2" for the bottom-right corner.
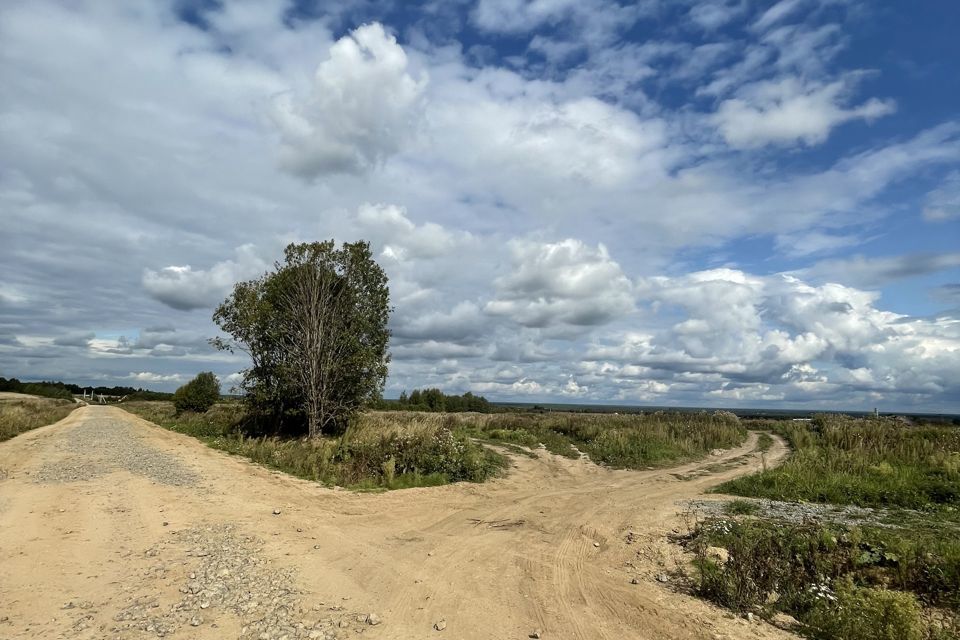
[{"x1": 0, "y1": 405, "x2": 795, "y2": 640}]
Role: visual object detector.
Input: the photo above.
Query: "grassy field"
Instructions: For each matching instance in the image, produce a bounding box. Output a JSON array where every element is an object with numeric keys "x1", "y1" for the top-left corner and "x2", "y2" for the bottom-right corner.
[
  {"x1": 0, "y1": 396, "x2": 78, "y2": 441},
  {"x1": 447, "y1": 409, "x2": 747, "y2": 468},
  {"x1": 720, "y1": 415, "x2": 960, "y2": 510},
  {"x1": 685, "y1": 414, "x2": 960, "y2": 640},
  {"x1": 121, "y1": 403, "x2": 747, "y2": 489}
]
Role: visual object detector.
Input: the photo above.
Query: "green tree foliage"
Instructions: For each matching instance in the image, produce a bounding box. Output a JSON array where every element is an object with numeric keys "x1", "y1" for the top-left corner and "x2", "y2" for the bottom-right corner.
[
  {"x1": 0, "y1": 377, "x2": 74, "y2": 400},
  {"x1": 212, "y1": 241, "x2": 390, "y2": 436},
  {"x1": 397, "y1": 388, "x2": 491, "y2": 413},
  {"x1": 172, "y1": 372, "x2": 221, "y2": 413}
]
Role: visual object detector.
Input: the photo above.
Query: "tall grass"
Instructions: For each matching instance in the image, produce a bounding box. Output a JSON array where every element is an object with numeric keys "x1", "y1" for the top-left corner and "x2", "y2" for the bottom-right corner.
[
  {"x1": 121, "y1": 402, "x2": 504, "y2": 489},
  {"x1": 0, "y1": 397, "x2": 78, "y2": 441},
  {"x1": 121, "y1": 403, "x2": 747, "y2": 488},
  {"x1": 449, "y1": 410, "x2": 747, "y2": 468},
  {"x1": 718, "y1": 415, "x2": 960, "y2": 509}
]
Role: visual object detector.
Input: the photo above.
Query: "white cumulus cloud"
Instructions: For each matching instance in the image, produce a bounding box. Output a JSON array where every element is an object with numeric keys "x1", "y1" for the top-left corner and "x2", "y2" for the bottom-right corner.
[
  {"x1": 485, "y1": 239, "x2": 635, "y2": 328},
  {"x1": 271, "y1": 23, "x2": 427, "y2": 178}
]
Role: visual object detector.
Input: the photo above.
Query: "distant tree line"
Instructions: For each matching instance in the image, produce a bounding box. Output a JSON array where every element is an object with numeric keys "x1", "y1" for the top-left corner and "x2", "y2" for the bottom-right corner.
[
  {"x1": 391, "y1": 388, "x2": 491, "y2": 413},
  {"x1": 0, "y1": 377, "x2": 172, "y2": 401},
  {"x1": 0, "y1": 377, "x2": 74, "y2": 400}
]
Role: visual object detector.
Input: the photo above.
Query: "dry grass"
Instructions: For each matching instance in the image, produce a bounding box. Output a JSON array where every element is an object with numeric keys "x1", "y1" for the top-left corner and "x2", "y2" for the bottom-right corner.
[
  {"x1": 442, "y1": 409, "x2": 747, "y2": 468},
  {"x1": 119, "y1": 403, "x2": 748, "y2": 488},
  {"x1": 0, "y1": 396, "x2": 78, "y2": 441},
  {"x1": 121, "y1": 402, "x2": 504, "y2": 489}
]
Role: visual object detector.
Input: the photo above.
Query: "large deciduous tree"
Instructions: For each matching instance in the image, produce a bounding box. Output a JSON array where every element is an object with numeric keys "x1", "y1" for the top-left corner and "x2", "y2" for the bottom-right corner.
[{"x1": 212, "y1": 241, "x2": 390, "y2": 437}]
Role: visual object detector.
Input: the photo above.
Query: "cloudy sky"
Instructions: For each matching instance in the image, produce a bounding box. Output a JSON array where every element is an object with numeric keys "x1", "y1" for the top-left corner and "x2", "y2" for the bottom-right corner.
[{"x1": 1, "y1": 1, "x2": 959, "y2": 411}]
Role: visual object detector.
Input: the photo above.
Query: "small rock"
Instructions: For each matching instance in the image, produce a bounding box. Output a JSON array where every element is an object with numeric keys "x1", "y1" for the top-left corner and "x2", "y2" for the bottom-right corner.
[
  {"x1": 592, "y1": 542, "x2": 600, "y2": 548},
  {"x1": 434, "y1": 619, "x2": 447, "y2": 631},
  {"x1": 746, "y1": 612, "x2": 755, "y2": 623},
  {"x1": 339, "y1": 619, "x2": 350, "y2": 628},
  {"x1": 189, "y1": 616, "x2": 203, "y2": 627},
  {"x1": 630, "y1": 577, "x2": 639, "y2": 585},
  {"x1": 273, "y1": 508, "x2": 282, "y2": 515},
  {"x1": 313, "y1": 545, "x2": 321, "y2": 550},
  {"x1": 162, "y1": 521, "x2": 169, "y2": 527},
  {"x1": 656, "y1": 573, "x2": 669, "y2": 583},
  {"x1": 706, "y1": 546, "x2": 729, "y2": 564},
  {"x1": 297, "y1": 528, "x2": 303, "y2": 532},
  {"x1": 771, "y1": 612, "x2": 799, "y2": 628},
  {"x1": 366, "y1": 613, "x2": 381, "y2": 625},
  {"x1": 530, "y1": 629, "x2": 542, "y2": 638}
]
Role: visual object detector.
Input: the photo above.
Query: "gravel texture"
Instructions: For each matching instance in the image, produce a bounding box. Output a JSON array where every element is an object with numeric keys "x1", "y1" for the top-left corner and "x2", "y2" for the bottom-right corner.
[
  {"x1": 111, "y1": 523, "x2": 379, "y2": 639},
  {"x1": 32, "y1": 414, "x2": 199, "y2": 486},
  {"x1": 682, "y1": 498, "x2": 896, "y2": 527}
]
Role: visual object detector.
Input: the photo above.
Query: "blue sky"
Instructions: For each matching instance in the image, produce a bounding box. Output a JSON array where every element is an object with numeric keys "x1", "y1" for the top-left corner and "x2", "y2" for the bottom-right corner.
[{"x1": 0, "y1": 0, "x2": 958, "y2": 411}]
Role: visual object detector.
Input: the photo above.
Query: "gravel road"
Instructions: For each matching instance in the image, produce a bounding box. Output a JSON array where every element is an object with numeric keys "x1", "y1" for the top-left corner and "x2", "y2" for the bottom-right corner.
[
  {"x1": 0, "y1": 404, "x2": 796, "y2": 640},
  {"x1": 32, "y1": 413, "x2": 199, "y2": 486}
]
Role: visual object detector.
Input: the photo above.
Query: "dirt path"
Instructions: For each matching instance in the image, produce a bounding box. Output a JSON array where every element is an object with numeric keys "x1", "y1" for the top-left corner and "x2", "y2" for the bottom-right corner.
[{"x1": 0, "y1": 406, "x2": 794, "y2": 640}]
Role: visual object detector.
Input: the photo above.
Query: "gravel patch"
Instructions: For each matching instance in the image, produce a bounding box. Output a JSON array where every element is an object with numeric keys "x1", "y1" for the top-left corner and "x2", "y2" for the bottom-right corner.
[
  {"x1": 32, "y1": 413, "x2": 199, "y2": 486},
  {"x1": 112, "y1": 523, "x2": 379, "y2": 639},
  {"x1": 682, "y1": 498, "x2": 898, "y2": 527}
]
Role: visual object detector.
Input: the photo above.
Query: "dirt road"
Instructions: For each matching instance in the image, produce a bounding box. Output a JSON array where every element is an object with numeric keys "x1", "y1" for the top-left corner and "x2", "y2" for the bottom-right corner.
[{"x1": 0, "y1": 406, "x2": 795, "y2": 640}]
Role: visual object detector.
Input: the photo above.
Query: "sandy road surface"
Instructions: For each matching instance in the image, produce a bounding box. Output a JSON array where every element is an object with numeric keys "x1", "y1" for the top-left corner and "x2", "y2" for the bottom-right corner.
[{"x1": 0, "y1": 406, "x2": 795, "y2": 640}]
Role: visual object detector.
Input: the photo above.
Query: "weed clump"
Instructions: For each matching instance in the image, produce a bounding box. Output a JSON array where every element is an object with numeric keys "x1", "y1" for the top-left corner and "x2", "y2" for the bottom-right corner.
[{"x1": 725, "y1": 499, "x2": 760, "y2": 516}]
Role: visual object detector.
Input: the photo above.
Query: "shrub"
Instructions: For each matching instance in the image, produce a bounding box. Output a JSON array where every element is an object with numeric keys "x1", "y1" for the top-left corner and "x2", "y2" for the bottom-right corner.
[
  {"x1": 801, "y1": 580, "x2": 925, "y2": 640},
  {"x1": 725, "y1": 499, "x2": 760, "y2": 516},
  {"x1": 172, "y1": 372, "x2": 221, "y2": 414}
]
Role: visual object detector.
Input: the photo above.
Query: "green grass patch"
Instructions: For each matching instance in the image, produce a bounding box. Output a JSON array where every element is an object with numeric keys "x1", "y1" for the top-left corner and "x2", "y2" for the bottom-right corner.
[
  {"x1": 757, "y1": 432, "x2": 774, "y2": 452},
  {"x1": 686, "y1": 516, "x2": 960, "y2": 639},
  {"x1": 725, "y1": 499, "x2": 761, "y2": 516},
  {"x1": 0, "y1": 396, "x2": 78, "y2": 441},
  {"x1": 717, "y1": 415, "x2": 960, "y2": 511},
  {"x1": 121, "y1": 402, "x2": 505, "y2": 490}
]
